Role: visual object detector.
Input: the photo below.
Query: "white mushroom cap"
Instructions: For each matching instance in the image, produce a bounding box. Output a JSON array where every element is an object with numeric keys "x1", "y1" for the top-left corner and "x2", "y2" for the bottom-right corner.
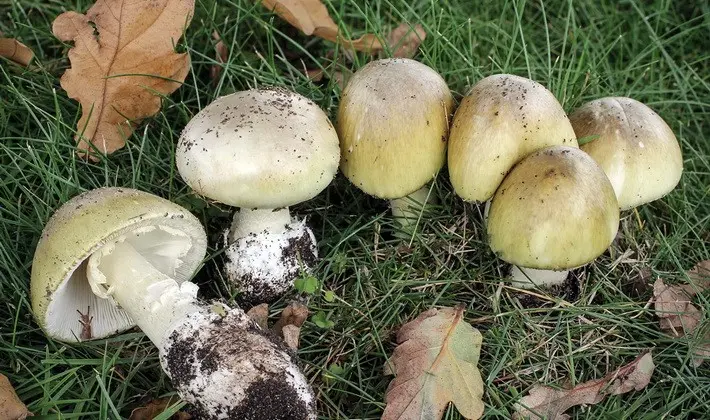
[
  {"x1": 30, "y1": 187, "x2": 207, "y2": 342},
  {"x1": 176, "y1": 88, "x2": 340, "y2": 209},
  {"x1": 487, "y1": 146, "x2": 619, "y2": 270},
  {"x1": 337, "y1": 58, "x2": 454, "y2": 199},
  {"x1": 570, "y1": 97, "x2": 683, "y2": 210},
  {"x1": 448, "y1": 74, "x2": 578, "y2": 203}
]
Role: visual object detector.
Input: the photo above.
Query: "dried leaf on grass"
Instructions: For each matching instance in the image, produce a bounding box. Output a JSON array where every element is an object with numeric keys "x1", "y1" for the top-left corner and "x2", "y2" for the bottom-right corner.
[
  {"x1": 129, "y1": 397, "x2": 190, "y2": 420},
  {"x1": 382, "y1": 305, "x2": 484, "y2": 420},
  {"x1": 653, "y1": 260, "x2": 710, "y2": 366},
  {"x1": 0, "y1": 373, "x2": 31, "y2": 420},
  {"x1": 272, "y1": 302, "x2": 309, "y2": 350},
  {"x1": 385, "y1": 23, "x2": 426, "y2": 58},
  {"x1": 245, "y1": 302, "x2": 309, "y2": 350},
  {"x1": 0, "y1": 38, "x2": 34, "y2": 67},
  {"x1": 53, "y1": 0, "x2": 194, "y2": 159},
  {"x1": 259, "y1": 0, "x2": 383, "y2": 51},
  {"x1": 514, "y1": 352, "x2": 655, "y2": 420}
]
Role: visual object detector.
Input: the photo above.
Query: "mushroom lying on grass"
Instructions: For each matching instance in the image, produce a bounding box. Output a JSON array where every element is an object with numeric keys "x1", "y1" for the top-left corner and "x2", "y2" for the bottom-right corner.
[
  {"x1": 30, "y1": 187, "x2": 316, "y2": 419},
  {"x1": 337, "y1": 58, "x2": 454, "y2": 231},
  {"x1": 176, "y1": 88, "x2": 340, "y2": 306},
  {"x1": 487, "y1": 146, "x2": 620, "y2": 291}
]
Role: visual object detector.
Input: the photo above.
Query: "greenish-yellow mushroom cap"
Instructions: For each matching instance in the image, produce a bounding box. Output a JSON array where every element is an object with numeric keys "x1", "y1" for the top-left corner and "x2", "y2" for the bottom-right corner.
[
  {"x1": 30, "y1": 187, "x2": 207, "y2": 342},
  {"x1": 570, "y1": 97, "x2": 683, "y2": 210},
  {"x1": 337, "y1": 58, "x2": 454, "y2": 199},
  {"x1": 487, "y1": 146, "x2": 619, "y2": 270},
  {"x1": 449, "y1": 74, "x2": 578, "y2": 203}
]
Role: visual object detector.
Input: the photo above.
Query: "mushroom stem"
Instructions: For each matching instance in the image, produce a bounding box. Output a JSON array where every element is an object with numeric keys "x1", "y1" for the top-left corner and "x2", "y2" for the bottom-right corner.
[
  {"x1": 389, "y1": 185, "x2": 435, "y2": 230},
  {"x1": 86, "y1": 240, "x2": 201, "y2": 347},
  {"x1": 510, "y1": 266, "x2": 569, "y2": 289},
  {"x1": 229, "y1": 207, "x2": 292, "y2": 241}
]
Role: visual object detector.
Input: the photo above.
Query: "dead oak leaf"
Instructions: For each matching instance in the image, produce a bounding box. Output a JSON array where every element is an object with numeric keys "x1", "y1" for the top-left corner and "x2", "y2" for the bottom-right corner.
[
  {"x1": 382, "y1": 305, "x2": 484, "y2": 420},
  {"x1": 259, "y1": 0, "x2": 383, "y2": 51},
  {"x1": 688, "y1": 260, "x2": 710, "y2": 291},
  {"x1": 53, "y1": 0, "x2": 194, "y2": 160},
  {"x1": 514, "y1": 352, "x2": 654, "y2": 420},
  {"x1": 129, "y1": 396, "x2": 190, "y2": 419},
  {"x1": 0, "y1": 38, "x2": 34, "y2": 67},
  {"x1": 0, "y1": 373, "x2": 32, "y2": 420},
  {"x1": 385, "y1": 23, "x2": 426, "y2": 58},
  {"x1": 653, "y1": 272, "x2": 709, "y2": 366}
]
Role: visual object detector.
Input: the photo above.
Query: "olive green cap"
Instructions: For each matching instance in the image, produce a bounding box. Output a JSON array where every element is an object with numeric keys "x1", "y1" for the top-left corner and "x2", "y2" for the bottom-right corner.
[
  {"x1": 449, "y1": 74, "x2": 578, "y2": 203},
  {"x1": 337, "y1": 58, "x2": 454, "y2": 199},
  {"x1": 487, "y1": 146, "x2": 619, "y2": 270},
  {"x1": 570, "y1": 97, "x2": 683, "y2": 210},
  {"x1": 30, "y1": 187, "x2": 206, "y2": 342}
]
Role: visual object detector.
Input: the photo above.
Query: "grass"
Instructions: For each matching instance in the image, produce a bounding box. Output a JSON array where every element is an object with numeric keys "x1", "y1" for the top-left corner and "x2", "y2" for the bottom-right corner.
[{"x1": 1, "y1": 0, "x2": 708, "y2": 418}]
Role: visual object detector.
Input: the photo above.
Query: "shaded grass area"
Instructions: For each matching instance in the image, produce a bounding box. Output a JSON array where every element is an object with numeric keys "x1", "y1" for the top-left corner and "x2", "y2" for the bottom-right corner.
[{"x1": 1, "y1": 0, "x2": 709, "y2": 418}]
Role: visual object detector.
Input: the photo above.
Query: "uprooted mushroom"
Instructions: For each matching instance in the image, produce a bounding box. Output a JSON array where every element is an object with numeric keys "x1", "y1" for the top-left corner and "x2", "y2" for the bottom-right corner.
[{"x1": 30, "y1": 187, "x2": 316, "y2": 419}]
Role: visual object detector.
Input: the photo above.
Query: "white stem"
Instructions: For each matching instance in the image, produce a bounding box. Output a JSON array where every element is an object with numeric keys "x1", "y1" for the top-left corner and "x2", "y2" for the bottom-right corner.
[
  {"x1": 510, "y1": 265, "x2": 569, "y2": 289},
  {"x1": 229, "y1": 208, "x2": 292, "y2": 241},
  {"x1": 86, "y1": 240, "x2": 201, "y2": 347},
  {"x1": 390, "y1": 186, "x2": 434, "y2": 229}
]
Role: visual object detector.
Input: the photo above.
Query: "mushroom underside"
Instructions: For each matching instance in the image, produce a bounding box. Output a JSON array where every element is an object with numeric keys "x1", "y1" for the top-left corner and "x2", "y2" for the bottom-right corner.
[{"x1": 45, "y1": 226, "x2": 195, "y2": 341}]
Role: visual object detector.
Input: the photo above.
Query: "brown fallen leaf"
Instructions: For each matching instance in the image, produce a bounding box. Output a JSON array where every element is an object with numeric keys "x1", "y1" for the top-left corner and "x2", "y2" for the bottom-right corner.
[
  {"x1": 259, "y1": 0, "x2": 383, "y2": 51},
  {"x1": 653, "y1": 274, "x2": 709, "y2": 366},
  {"x1": 272, "y1": 301, "x2": 309, "y2": 350},
  {"x1": 246, "y1": 303, "x2": 270, "y2": 330},
  {"x1": 0, "y1": 38, "x2": 34, "y2": 67},
  {"x1": 210, "y1": 30, "x2": 228, "y2": 83},
  {"x1": 53, "y1": 0, "x2": 194, "y2": 159},
  {"x1": 382, "y1": 305, "x2": 484, "y2": 420},
  {"x1": 129, "y1": 396, "x2": 190, "y2": 420},
  {"x1": 687, "y1": 260, "x2": 710, "y2": 291},
  {"x1": 385, "y1": 23, "x2": 426, "y2": 58},
  {"x1": 0, "y1": 373, "x2": 31, "y2": 420},
  {"x1": 514, "y1": 352, "x2": 655, "y2": 420}
]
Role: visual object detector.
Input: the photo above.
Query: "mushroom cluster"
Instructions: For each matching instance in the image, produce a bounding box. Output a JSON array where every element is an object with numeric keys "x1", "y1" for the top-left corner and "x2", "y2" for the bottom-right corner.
[{"x1": 26, "y1": 58, "x2": 684, "y2": 419}]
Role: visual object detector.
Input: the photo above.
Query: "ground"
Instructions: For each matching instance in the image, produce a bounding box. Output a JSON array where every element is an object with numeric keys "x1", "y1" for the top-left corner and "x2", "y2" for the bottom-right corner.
[{"x1": 1, "y1": 0, "x2": 709, "y2": 419}]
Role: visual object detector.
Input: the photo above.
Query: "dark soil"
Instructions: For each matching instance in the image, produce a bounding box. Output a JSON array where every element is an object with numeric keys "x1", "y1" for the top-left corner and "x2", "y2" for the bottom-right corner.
[
  {"x1": 232, "y1": 223, "x2": 317, "y2": 308},
  {"x1": 163, "y1": 309, "x2": 314, "y2": 419},
  {"x1": 515, "y1": 269, "x2": 582, "y2": 308}
]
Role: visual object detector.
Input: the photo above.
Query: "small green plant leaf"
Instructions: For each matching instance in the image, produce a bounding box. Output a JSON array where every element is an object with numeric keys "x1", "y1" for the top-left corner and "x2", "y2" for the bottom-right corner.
[
  {"x1": 323, "y1": 290, "x2": 336, "y2": 302},
  {"x1": 577, "y1": 134, "x2": 600, "y2": 145},
  {"x1": 312, "y1": 311, "x2": 334, "y2": 329},
  {"x1": 294, "y1": 275, "x2": 319, "y2": 294}
]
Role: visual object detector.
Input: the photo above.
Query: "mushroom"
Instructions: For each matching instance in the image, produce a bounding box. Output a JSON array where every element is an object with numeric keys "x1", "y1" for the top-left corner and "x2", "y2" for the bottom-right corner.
[
  {"x1": 448, "y1": 74, "x2": 578, "y2": 203},
  {"x1": 569, "y1": 97, "x2": 683, "y2": 210},
  {"x1": 176, "y1": 87, "x2": 340, "y2": 305},
  {"x1": 30, "y1": 187, "x2": 316, "y2": 419},
  {"x1": 487, "y1": 146, "x2": 620, "y2": 289},
  {"x1": 336, "y1": 58, "x2": 454, "y2": 229}
]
